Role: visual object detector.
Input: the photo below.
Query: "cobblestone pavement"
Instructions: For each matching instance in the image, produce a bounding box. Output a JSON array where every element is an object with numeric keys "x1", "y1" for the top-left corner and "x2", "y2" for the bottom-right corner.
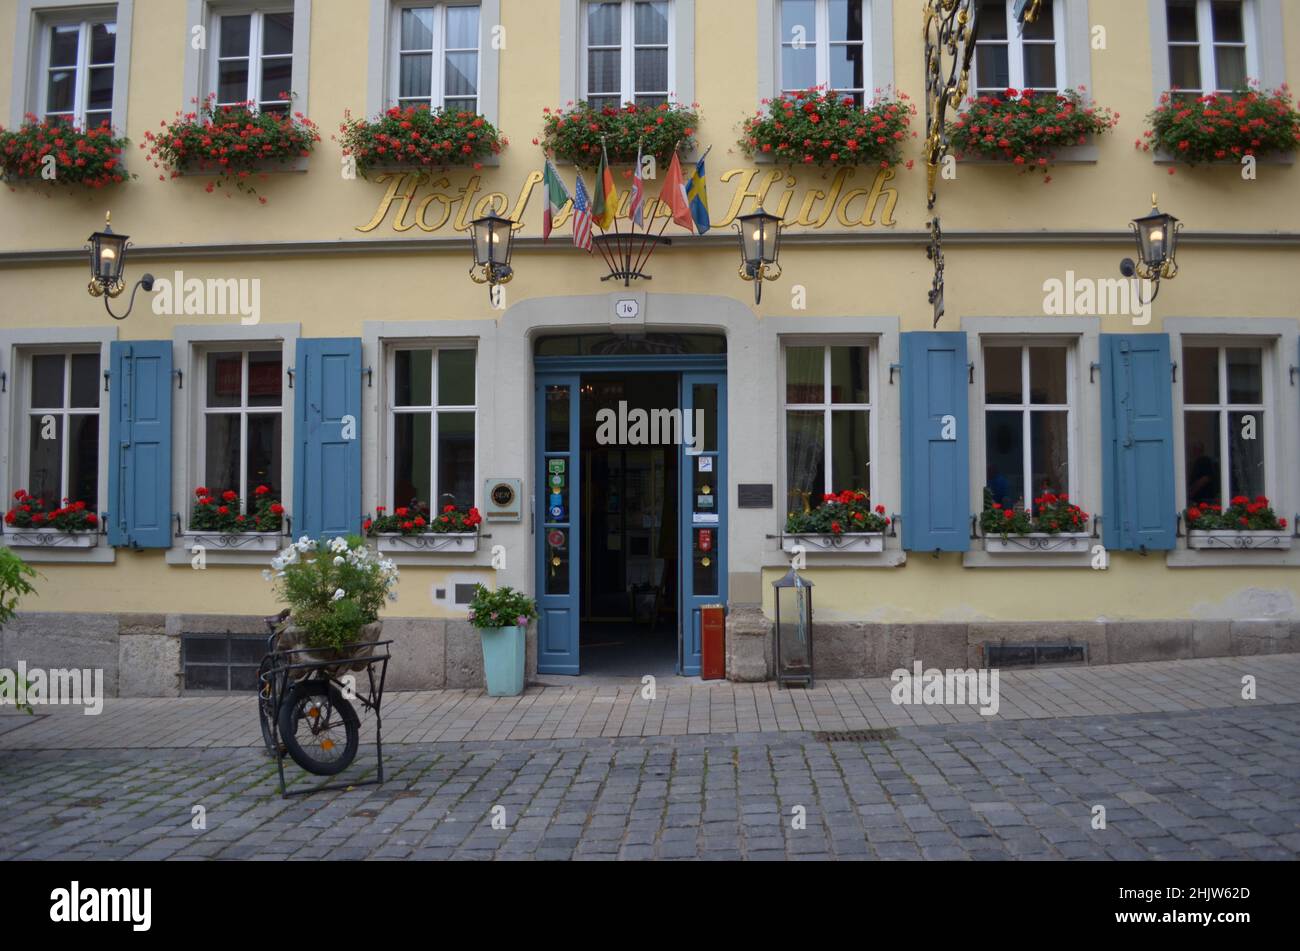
[
  {"x1": 3, "y1": 653, "x2": 1298, "y2": 750},
  {"x1": 2, "y1": 702, "x2": 1297, "y2": 860}
]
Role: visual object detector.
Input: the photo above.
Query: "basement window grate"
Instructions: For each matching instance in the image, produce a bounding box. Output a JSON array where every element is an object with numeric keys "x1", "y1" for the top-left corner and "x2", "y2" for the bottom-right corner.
[
  {"x1": 182, "y1": 632, "x2": 266, "y2": 692},
  {"x1": 814, "y1": 729, "x2": 899, "y2": 743},
  {"x1": 984, "y1": 643, "x2": 1088, "y2": 668},
  {"x1": 454, "y1": 584, "x2": 478, "y2": 605}
]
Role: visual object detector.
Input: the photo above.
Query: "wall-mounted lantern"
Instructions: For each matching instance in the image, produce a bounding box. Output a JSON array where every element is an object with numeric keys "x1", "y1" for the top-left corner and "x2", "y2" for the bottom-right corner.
[
  {"x1": 468, "y1": 210, "x2": 515, "y2": 300},
  {"x1": 86, "y1": 212, "x2": 154, "y2": 320},
  {"x1": 735, "y1": 207, "x2": 783, "y2": 305},
  {"x1": 1120, "y1": 194, "x2": 1182, "y2": 304},
  {"x1": 772, "y1": 567, "x2": 814, "y2": 688}
]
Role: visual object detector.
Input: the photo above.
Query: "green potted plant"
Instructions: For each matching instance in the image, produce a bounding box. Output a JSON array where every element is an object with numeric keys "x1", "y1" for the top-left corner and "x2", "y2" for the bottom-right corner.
[
  {"x1": 979, "y1": 488, "x2": 1091, "y2": 553},
  {"x1": 189, "y1": 484, "x2": 284, "y2": 550},
  {"x1": 3, "y1": 489, "x2": 99, "y2": 549},
  {"x1": 264, "y1": 535, "x2": 399, "y2": 670},
  {"x1": 467, "y1": 584, "x2": 537, "y2": 697},
  {"x1": 0, "y1": 546, "x2": 38, "y2": 714},
  {"x1": 363, "y1": 501, "x2": 481, "y2": 553},
  {"x1": 783, "y1": 489, "x2": 889, "y2": 552},
  {"x1": 1184, "y1": 496, "x2": 1291, "y2": 550}
]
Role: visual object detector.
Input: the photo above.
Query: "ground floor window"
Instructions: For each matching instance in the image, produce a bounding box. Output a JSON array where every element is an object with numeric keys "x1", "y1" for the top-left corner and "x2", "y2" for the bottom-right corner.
[
  {"x1": 982, "y1": 340, "x2": 1074, "y2": 513},
  {"x1": 21, "y1": 348, "x2": 101, "y2": 512},
  {"x1": 783, "y1": 342, "x2": 874, "y2": 511},
  {"x1": 387, "y1": 345, "x2": 477, "y2": 515},
  {"x1": 1181, "y1": 340, "x2": 1268, "y2": 507},
  {"x1": 197, "y1": 346, "x2": 283, "y2": 520}
]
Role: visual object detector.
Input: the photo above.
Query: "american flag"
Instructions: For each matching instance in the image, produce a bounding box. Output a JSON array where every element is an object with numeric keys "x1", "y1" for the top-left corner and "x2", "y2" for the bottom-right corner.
[{"x1": 572, "y1": 171, "x2": 594, "y2": 252}]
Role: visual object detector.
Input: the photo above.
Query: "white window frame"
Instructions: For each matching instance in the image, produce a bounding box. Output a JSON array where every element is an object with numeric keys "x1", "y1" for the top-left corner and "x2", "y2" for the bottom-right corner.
[
  {"x1": 37, "y1": 13, "x2": 117, "y2": 128},
  {"x1": 387, "y1": 1, "x2": 482, "y2": 112},
  {"x1": 193, "y1": 343, "x2": 286, "y2": 524},
  {"x1": 209, "y1": 6, "x2": 295, "y2": 111},
  {"x1": 17, "y1": 347, "x2": 103, "y2": 511},
  {"x1": 1164, "y1": 0, "x2": 1259, "y2": 95},
  {"x1": 384, "y1": 343, "x2": 479, "y2": 513},
  {"x1": 1178, "y1": 336, "x2": 1274, "y2": 506},
  {"x1": 978, "y1": 337, "x2": 1078, "y2": 515},
  {"x1": 182, "y1": 0, "x2": 311, "y2": 116},
  {"x1": 1148, "y1": 0, "x2": 1284, "y2": 101},
  {"x1": 579, "y1": 0, "x2": 676, "y2": 107},
  {"x1": 780, "y1": 340, "x2": 878, "y2": 507},
  {"x1": 775, "y1": 0, "x2": 872, "y2": 103},
  {"x1": 973, "y1": 0, "x2": 1067, "y2": 94}
]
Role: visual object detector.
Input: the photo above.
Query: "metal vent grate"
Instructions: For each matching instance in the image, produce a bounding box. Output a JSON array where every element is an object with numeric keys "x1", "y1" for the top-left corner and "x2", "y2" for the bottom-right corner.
[
  {"x1": 814, "y1": 728, "x2": 899, "y2": 743},
  {"x1": 182, "y1": 633, "x2": 265, "y2": 691},
  {"x1": 454, "y1": 584, "x2": 478, "y2": 605},
  {"x1": 985, "y1": 643, "x2": 1088, "y2": 668}
]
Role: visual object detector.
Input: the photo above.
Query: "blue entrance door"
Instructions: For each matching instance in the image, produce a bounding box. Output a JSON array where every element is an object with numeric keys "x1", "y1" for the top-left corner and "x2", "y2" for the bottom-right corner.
[
  {"x1": 678, "y1": 373, "x2": 726, "y2": 676},
  {"x1": 535, "y1": 374, "x2": 581, "y2": 674}
]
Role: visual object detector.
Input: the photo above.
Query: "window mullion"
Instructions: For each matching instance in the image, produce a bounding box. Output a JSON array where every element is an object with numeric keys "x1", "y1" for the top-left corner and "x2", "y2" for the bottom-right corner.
[
  {"x1": 1197, "y1": 0, "x2": 1216, "y2": 91},
  {"x1": 250, "y1": 12, "x2": 263, "y2": 106},
  {"x1": 75, "y1": 21, "x2": 90, "y2": 126},
  {"x1": 624, "y1": 0, "x2": 635, "y2": 102},
  {"x1": 1006, "y1": 2, "x2": 1024, "y2": 91},
  {"x1": 816, "y1": 0, "x2": 829, "y2": 88},
  {"x1": 433, "y1": 4, "x2": 445, "y2": 108},
  {"x1": 1217, "y1": 347, "x2": 1229, "y2": 502}
]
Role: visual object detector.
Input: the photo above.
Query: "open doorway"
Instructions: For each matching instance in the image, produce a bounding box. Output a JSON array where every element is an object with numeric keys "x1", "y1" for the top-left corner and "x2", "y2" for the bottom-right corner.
[{"x1": 578, "y1": 373, "x2": 679, "y2": 677}]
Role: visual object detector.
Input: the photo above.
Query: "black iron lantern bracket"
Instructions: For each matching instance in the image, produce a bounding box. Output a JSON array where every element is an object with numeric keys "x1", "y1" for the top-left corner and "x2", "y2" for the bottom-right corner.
[{"x1": 86, "y1": 212, "x2": 154, "y2": 321}]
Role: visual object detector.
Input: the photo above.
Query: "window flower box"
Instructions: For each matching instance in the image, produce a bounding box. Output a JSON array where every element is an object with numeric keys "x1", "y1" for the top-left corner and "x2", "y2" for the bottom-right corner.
[
  {"x1": 740, "y1": 88, "x2": 914, "y2": 169},
  {"x1": 0, "y1": 115, "x2": 132, "y2": 188},
  {"x1": 539, "y1": 100, "x2": 698, "y2": 168},
  {"x1": 781, "y1": 532, "x2": 883, "y2": 553},
  {"x1": 982, "y1": 532, "x2": 1090, "y2": 554},
  {"x1": 374, "y1": 532, "x2": 479, "y2": 554},
  {"x1": 337, "y1": 105, "x2": 506, "y2": 178},
  {"x1": 1138, "y1": 87, "x2": 1300, "y2": 165},
  {"x1": 184, "y1": 531, "x2": 283, "y2": 552},
  {"x1": 3, "y1": 528, "x2": 99, "y2": 549},
  {"x1": 950, "y1": 87, "x2": 1117, "y2": 176},
  {"x1": 1186, "y1": 531, "x2": 1292, "y2": 551}
]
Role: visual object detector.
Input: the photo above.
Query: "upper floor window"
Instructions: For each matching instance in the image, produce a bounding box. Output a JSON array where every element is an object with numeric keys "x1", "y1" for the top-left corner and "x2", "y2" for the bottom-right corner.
[
  {"x1": 1182, "y1": 342, "x2": 1267, "y2": 506},
  {"x1": 973, "y1": 0, "x2": 1062, "y2": 96},
  {"x1": 22, "y1": 350, "x2": 101, "y2": 512},
  {"x1": 41, "y1": 16, "x2": 117, "y2": 129},
  {"x1": 392, "y1": 3, "x2": 481, "y2": 112},
  {"x1": 387, "y1": 347, "x2": 477, "y2": 513},
  {"x1": 982, "y1": 342, "x2": 1074, "y2": 513},
  {"x1": 199, "y1": 348, "x2": 284, "y2": 518},
  {"x1": 784, "y1": 344, "x2": 873, "y2": 511},
  {"x1": 213, "y1": 9, "x2": 294, "y2": 112},
  {"x1": 778, "y1": 0, "x2": 870, "y2": 107},
  {"x1": 1166, "y1": 0, "x2": 1251, "y2": 95},
  {"x1": 584, "y1": 0, "x2": 671, "y2": 109}
]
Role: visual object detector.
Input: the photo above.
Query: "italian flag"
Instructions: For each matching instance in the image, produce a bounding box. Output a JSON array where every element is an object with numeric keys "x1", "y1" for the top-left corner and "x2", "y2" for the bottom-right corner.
[{"x1": 542, "y1": 157, "x2": 570, "y2": 243}]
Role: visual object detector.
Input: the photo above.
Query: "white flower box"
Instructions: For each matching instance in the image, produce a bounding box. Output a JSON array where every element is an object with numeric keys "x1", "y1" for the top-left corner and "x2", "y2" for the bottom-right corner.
[
  {"x1": 982, "y1": 532, "x2": 1091, "y2": 554},
  {"x1": 1186, "y1": 530, "x2": 1293, "y2": 551},
  {"x1": 374, "y1": 532, "x2": 479, "y2": 554},
  {"x1": 185, "y1": 532, "x2": 283, "y2": 552},
  {"x1": 781, "y1": 532, "x2": 884, "y2": 553},
  {"x1": 4, "y1": 528, "x2": 98, "y2": 549}
]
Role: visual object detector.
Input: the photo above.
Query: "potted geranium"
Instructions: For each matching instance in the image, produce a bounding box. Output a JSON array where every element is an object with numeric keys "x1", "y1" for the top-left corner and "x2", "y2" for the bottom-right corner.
[
  {"x1": 467, "y1": 584, "x2": 537, "y2": 697},
  {"x1": 980, "y1": 489, "x2": 1091, "y2": 553},
  {"x1": 189, "y1": 485, "x2": 284, "y2": 551},
  {"x1": 740, "y1": 87, "x2": 915, "y2": 168},
  {"x1": 949, "y1": 87, "x2": 1118, "y2": 176},
  {"x1": 538, "y1": 99, "x2": 698, "y2": 167},
  {"x1": 265, "y1": 535, "x2": 399, "y2": 669},
  {"x1": 2, "y1": 490, "x2": 99, "y2": 548},
  {"x1": 363, "y1": 501, "x2": 481, "y2": 553},
  {"x1": 0, "y1": 115, "x2": 131, "y2": 189},
  {"x1": 1185, "y1": 496, "x2": 1292, "y2": 550},
  {"x1": 337, "y1": 104, "x2": 506, "y2": 178},
  {"x1": 783, "y1": 490, "x2": 889, "y2": 552},
  {"x1": 141, "y1": 93, "x2": 320, "y2": 201},
  {"x1": 1138, "y1": 85, "x2": 1300, "y2": 164}
]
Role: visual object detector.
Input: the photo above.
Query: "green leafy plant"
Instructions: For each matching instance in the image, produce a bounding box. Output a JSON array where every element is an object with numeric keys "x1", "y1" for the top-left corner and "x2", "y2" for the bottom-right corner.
[
  {"x1": 784, "y1": 490, "x2": 890, "y2": 534},
  {"x1": 1138, "y1": 85, "x2": 1300, "y2": 163},
  {"x1": 0, "y1": 114, "x2": 131, "y2": 189},
  {"x1": 266, "y1": 536, "x2": 399, "y2": 649},
  {"x1": 0, "y1": 547, "x2": 38, "y2": 714},
  {"x1": 949, "y1": 87, "x2": 1118, "y2": 175},
  {"x1": 740, "y1": 87, "x2": 915, "y2": 168},
  {"x1": 980, "y1": 488, "x2": 1090, "y2": 537},
  {"x1": 337, "y1": 105, "x2": 506, "y2": 177},
  {"x1": 467, "y1": 584, "x2": 537, "y2": 631},
  {"x1": 539, "y1": 100, "x2": 699, "y2": 167},
  {"x1": 190, "y1": 485, "x2": 283, "y2": 534},
  {"x1": 1184, "y1": 495, "x2": 1287, "y2": 531},
  {"x1": 4, "y1": 490, "x2": 98, "y2": 532},
  {"x1": 141, "y1": 94, "x2": 320, "y2": 201}
]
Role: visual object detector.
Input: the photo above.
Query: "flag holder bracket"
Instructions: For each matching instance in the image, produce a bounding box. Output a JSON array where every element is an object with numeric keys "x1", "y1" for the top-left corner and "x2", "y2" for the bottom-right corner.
[{"x1": 592, "y1": 232, "x2": 673, "y2": 286}]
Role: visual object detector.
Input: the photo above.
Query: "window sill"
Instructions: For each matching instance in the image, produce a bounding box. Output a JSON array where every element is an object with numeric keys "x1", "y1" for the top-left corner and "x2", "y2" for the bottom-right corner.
[
  {"x1": 1166, "y1": 545, "x2": 1300, "y2": 568},
  {"x1": 780, "y1": 532, "x2": 884, "y2": 554},
  {"x1": 1150, "y1": 149, "x2": 1295, "y2": 166},
  {"x1": 373, "y1": 532, "x2": 479, "y2": 555},
  {"x1": 183, "y1": 531, "x2": 285, "y2": 553},
  {"x1": 3, "y1": 533, "x2": 115, "y2": 564},
  {"x1": 962, "y1": 543, "x2": 1096, "y2": 568},
  {"x1": 762, "y1": 546, "x2": 906, "y2": 569},
  {"x1": 165, "y1": 539, "x2": 282, "y2": 567}
]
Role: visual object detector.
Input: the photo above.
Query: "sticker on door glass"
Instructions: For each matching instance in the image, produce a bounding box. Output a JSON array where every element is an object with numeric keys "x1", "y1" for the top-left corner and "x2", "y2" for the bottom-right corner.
[
  {"x1": 693, "y1": 513, "x2": 719, "y2": 524},
  {"x1": 698, "y1": 456, "x2": 713, "y2": 472}
]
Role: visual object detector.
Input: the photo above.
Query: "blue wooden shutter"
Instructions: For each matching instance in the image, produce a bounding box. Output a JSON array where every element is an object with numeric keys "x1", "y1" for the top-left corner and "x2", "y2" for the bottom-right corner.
[
  {"x1": 107, "y1": 341, "x2": 174, "y2": 548},
  {"x1": 294, "y1": 338, "x2": 362, "y2": 540},
  {"x1": 901, "y1": 331, "x2": 970, "y2": 552},
  {"x1": 1100, "y1": 334, "x2": 1176, "y2": 551}
]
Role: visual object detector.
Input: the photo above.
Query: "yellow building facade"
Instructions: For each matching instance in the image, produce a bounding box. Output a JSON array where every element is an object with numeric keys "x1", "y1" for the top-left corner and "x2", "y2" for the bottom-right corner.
[{"x1": 1, "y1": 0, "x2": 1297, "y2": 692}]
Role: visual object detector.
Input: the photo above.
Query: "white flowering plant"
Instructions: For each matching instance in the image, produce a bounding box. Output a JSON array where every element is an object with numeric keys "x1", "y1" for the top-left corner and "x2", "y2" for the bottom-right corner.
[{"x1": 264, "y1": 535, "x2": 399, "y2": 649}]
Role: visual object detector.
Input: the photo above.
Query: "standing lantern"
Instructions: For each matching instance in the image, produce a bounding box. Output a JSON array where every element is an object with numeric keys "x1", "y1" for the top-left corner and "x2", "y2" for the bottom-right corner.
[{"x1": 772, "y1": 568, "x2": 814, "y2": 688}]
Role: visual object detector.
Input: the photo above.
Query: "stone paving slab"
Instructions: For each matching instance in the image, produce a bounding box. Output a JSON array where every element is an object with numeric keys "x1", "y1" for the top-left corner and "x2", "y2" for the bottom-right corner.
[
  {"x1": 2, "y1": 653, "x2": 1297, "y2": 751},
  {"x1": 1, "y1": 703, "x2": 1296, "y2": 861}
]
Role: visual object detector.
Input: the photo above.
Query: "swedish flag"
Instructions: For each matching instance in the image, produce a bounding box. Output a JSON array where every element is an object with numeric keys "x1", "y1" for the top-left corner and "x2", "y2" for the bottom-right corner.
[{"x1": 686, "y1": 151, "x2": 711, "y2": 235}]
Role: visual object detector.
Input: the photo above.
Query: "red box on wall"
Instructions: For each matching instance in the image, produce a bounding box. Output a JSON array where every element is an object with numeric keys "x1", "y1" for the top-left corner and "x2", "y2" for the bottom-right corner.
[{"x1": 701, "y1": 604, "x2": 725, "y2": 680}]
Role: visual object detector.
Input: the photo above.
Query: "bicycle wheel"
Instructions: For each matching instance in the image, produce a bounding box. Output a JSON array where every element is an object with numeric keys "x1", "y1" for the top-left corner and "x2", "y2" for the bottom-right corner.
[
  {"x1": 256, "y1": 656, "x2": 284, "y2": 758},
  {"x1": 277, "y1": 680, "x2": 360, "y2": 776}
]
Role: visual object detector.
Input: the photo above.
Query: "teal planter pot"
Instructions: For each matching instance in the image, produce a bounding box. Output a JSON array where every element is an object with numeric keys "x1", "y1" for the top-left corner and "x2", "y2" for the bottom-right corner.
[{"x1": 479, "y1": 625, "x2": 526, "y2": 697}]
